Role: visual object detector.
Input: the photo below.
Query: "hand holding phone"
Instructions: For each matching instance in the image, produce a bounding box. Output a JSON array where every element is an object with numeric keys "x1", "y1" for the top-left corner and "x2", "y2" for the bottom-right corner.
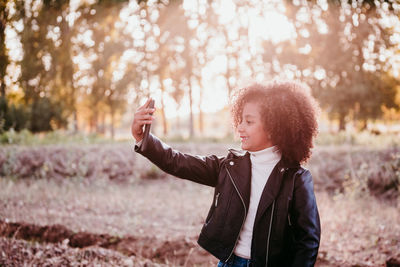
[
  {"x1": 131, "y1": 98, "x2": 155, "y2": 142},
  {"x1": 143, "y1": 99, "x2": 155, "y2": 138}
]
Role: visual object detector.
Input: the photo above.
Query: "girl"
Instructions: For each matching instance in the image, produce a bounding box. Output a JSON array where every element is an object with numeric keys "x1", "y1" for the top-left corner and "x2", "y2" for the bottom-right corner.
[{"x1": 131, "y1": 81, "x2": 321, "y2": 267}]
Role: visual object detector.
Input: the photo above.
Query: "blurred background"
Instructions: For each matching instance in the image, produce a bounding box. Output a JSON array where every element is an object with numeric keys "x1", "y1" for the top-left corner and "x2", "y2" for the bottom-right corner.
[
  {"x1": 1, "y1": 0, "x2": 400, "y2": 142},
  {"x1": 1, "y1": 0, "x2": 400, "y2": 266}
]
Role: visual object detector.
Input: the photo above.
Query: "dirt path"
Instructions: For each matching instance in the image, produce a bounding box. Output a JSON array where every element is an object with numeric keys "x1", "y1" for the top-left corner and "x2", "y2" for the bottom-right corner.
[
  {"x1": 0, "y1": 219, "x2": 216, "y2": 266},
  {"x1": 2, "y1": 218, "x2": 400, "y2": 266}
]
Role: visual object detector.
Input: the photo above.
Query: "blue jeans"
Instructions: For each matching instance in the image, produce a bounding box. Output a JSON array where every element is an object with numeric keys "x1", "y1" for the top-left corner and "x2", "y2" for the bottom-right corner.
[{"x1": 217, "y1": 254, "x2": 252, "y2": 267}]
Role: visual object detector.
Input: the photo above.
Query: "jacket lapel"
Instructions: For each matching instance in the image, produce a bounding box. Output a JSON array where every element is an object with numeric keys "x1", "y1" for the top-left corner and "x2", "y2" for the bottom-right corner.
[
  {"x1": 226, "y1": 149, "x2": 252, "y2": 211},
  {"x1": 254, "y1": 160, "x2": 285, "y2": 226},
  {"x1": 225, "y1": 150, "x2": 299, "y2": 225}
]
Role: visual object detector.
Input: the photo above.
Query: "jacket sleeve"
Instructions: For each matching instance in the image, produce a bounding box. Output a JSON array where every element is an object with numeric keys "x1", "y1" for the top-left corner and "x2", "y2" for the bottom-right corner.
[
  {"x1": 134, "y1": 134, "x2": 222, "y2": 187},
  {"x1": 291, "y1": 169, "x2": 321, "y2": 267}
]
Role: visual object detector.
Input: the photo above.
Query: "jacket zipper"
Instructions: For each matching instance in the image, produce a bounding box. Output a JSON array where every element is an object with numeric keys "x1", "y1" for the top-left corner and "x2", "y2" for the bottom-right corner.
[
  {"x1": 215, "y1": 192, "x2": 220, "y2": 207},
  {"x1": 225, "y1": 166, "x2": 247, "y2": 262},
  {"x1": 265, "y1": 200, "x2": 275, "y2": 267}
]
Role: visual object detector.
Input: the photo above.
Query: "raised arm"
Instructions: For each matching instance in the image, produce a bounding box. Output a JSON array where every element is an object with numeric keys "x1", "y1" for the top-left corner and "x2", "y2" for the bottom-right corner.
[
  {"x1": 131, "y1": 99, "x2": 221, "y2": 187},
  {"x1": 135, "y1": 134, "x2": 221, "y2": 187}
]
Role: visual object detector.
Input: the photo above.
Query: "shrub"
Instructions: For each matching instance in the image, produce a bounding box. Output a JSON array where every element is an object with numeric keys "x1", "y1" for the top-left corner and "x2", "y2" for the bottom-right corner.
[
  {"x1": 367, "y1": 152, "x2": 400, "y2": 198},
  {"x1": 139, "y1": 164, "x2": 167, "y2": 180},
  {"x1": 0, "y1": 144, "x2": 137, "y2": 181},
  {"x1": 0, "y1": 97, "x2": 29, "y2": 133},
  {"x1": 0, "y1": 129, "x2": 108, "y2": 145},
  {"x1": 309, "y1": 147, "x2": 400, "y2": 199},
  {"x1": 29, "y1": 97, "x2": 67, "y2": 133},
  {"x1": 315, "y1": 131, "x2": 400, "y2": 147},
  {"x1": 0, "y1": 129, "x2": 35, "y2": 145}
]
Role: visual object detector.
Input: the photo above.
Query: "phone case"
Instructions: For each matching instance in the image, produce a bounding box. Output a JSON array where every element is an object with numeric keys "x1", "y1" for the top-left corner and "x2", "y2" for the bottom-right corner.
[{"x1": 142, "y1": 99, "x2": 154, "y2": 149}]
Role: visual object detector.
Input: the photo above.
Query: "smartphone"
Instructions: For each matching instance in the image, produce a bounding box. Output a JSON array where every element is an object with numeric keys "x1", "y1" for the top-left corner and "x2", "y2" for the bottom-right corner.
[{"x1": 143, "y1": 99, "x2": 155, "y2": 138}]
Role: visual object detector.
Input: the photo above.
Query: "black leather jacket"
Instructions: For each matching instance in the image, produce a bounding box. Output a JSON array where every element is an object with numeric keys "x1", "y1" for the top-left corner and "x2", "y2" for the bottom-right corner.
[{"x1": 135, "y1": 134, "x2": 320, "y2": 267}]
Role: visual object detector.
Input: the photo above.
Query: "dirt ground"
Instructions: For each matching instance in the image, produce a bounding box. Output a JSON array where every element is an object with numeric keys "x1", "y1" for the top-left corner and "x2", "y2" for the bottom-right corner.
[
  {"x1": 1, "y1": 175, "x2": 400, "y2": 266},
  {"x1": 1, "y1": 143, "x2": 400, "y2": 266}
]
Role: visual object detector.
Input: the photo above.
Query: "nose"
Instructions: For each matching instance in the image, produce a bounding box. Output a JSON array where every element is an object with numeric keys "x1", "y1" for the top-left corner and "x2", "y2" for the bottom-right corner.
[{"x1": 237, "y1": 121, "x2": 245, "y2": 133}]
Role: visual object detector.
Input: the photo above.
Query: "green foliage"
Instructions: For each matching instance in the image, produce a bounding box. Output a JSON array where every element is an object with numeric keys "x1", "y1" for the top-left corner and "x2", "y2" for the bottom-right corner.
[
  {"x1": 0, "y1": 128, "x2": 33, "y2": 144},
  {"x1": 29, "y1": 97, "x2": 67, "y2": 133},
  {"x1": 0, "y1": 97, "x2": 29, "y2": 132},
  {"x1": 35, "y1": 131, "x2": 105, "y2": 145},
  {"x1": 0, "y1": 96, "x2": 67, "y2": 134},
  {"x1": 0, "y1": 129, "x2": 107, "y2": 145},
  {"x1": 274, "y1": 1, "x2": 400, "y2": 130},
  {"x1": 2, "y1": 0, "x2": 400, "y2": 138}
]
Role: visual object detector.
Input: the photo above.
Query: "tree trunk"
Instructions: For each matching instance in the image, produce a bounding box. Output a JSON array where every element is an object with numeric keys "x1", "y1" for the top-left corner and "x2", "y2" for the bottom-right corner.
[
  {"x1": 198, "y1": 107, "x2": 203, "y2": 135},
  {"x1": 338, "y1": 113, "x2": 346, "y2": 131},
  {"x1": 0, "y1": 82, "x2": 4, "y2": 98},
  {"x1": 176, "y1": 113, "x2": 180, "y2": 131},
  {"x1": 183, "y1": 31, "x2": 194, "y2": 138},
  {"x1": 0, "y1": 3, "x2": 8, "y2": 98},
  {"x1": 222, "y1": 28, "x2": 233, "y2": 97},
  {"x1": 98, "y1": 113, "x2": 105, "y2": 134},
  {"x1": 110, "y1": 108, "x2": 115, "y2": 140},
  {"x1": 198, "y1": 86, "x2": 203, "y2": 134},
  {"x1": 188, "y1": 78, "x2": 194, "y2": 138},
  {"x1": 90, "y1": 112, "x2": 97, "y2": 134},
  {"x1": 160, "y1": 86, "x2": 168, "y2": 136},
  {"x1": 73, "y1": 109, "x2": 78, "y2": 133},
  {"x1": 359, "y1": 119, "x2": 368, "y2": 131},
  {"x1": 225, "y1": 56, "x2": 232, "y2": 97}
]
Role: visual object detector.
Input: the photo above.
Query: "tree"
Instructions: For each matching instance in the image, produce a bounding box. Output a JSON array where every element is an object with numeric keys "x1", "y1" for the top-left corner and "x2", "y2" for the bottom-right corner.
[
  {"x1": 273, "y1": 0, "x2": 400, "y2": 130},
  {"x1": 0, "y1": 0, "x2": 9, "y2": 98},
  {"x1": 141, "y1": 0, "x2": 181, "y2": 135},
  {"x1": 42, "y1": 0, "x2": 79, "y2": 132},
  {"x1": 74, "y1": 0, "x2": 129, "y2": 136},
  {"x1": 13, "y1": 0, "x2": 67, "y2": 132}
]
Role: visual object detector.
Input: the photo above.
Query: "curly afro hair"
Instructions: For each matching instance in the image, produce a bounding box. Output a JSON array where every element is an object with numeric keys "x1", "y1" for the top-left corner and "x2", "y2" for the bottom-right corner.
[{"x1": 231, "y1": 81, "x2": 320, "y2": 164}]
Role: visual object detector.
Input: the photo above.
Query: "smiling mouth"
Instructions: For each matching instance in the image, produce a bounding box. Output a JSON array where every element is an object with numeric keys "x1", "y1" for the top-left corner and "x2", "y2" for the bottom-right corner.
[{"x1": 240, "y1": 136, "x2": 249, "y2": 141}]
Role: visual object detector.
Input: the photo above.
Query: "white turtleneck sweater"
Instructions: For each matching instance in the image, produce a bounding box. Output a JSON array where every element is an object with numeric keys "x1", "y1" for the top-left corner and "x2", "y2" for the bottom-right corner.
[{"x1": 234, "y1": 146, "x2": 282, "y2": 259}]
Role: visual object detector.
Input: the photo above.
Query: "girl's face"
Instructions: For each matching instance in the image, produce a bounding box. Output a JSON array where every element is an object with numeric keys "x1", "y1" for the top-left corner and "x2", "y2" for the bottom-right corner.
[{"x1": 237, "y1": 101, "x2": 273, "y2": 152}]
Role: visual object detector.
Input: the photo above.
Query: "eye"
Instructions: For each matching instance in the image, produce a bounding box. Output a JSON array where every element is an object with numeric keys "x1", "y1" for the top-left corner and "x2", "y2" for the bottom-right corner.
[{"x1": 246, "y1": 120, "x2": 253, "y2": 124}]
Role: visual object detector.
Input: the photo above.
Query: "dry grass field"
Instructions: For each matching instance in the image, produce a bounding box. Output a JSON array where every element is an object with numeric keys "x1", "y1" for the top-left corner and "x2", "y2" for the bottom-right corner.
[{"x1": 0, "y1": 141, "x2": 399, "y2": 266}]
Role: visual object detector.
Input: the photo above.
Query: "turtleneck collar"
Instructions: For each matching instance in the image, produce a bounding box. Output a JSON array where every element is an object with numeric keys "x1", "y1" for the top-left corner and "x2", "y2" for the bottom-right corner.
[{"x1": 249, "y1": 146, "x2": 281, "y2": 165}]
